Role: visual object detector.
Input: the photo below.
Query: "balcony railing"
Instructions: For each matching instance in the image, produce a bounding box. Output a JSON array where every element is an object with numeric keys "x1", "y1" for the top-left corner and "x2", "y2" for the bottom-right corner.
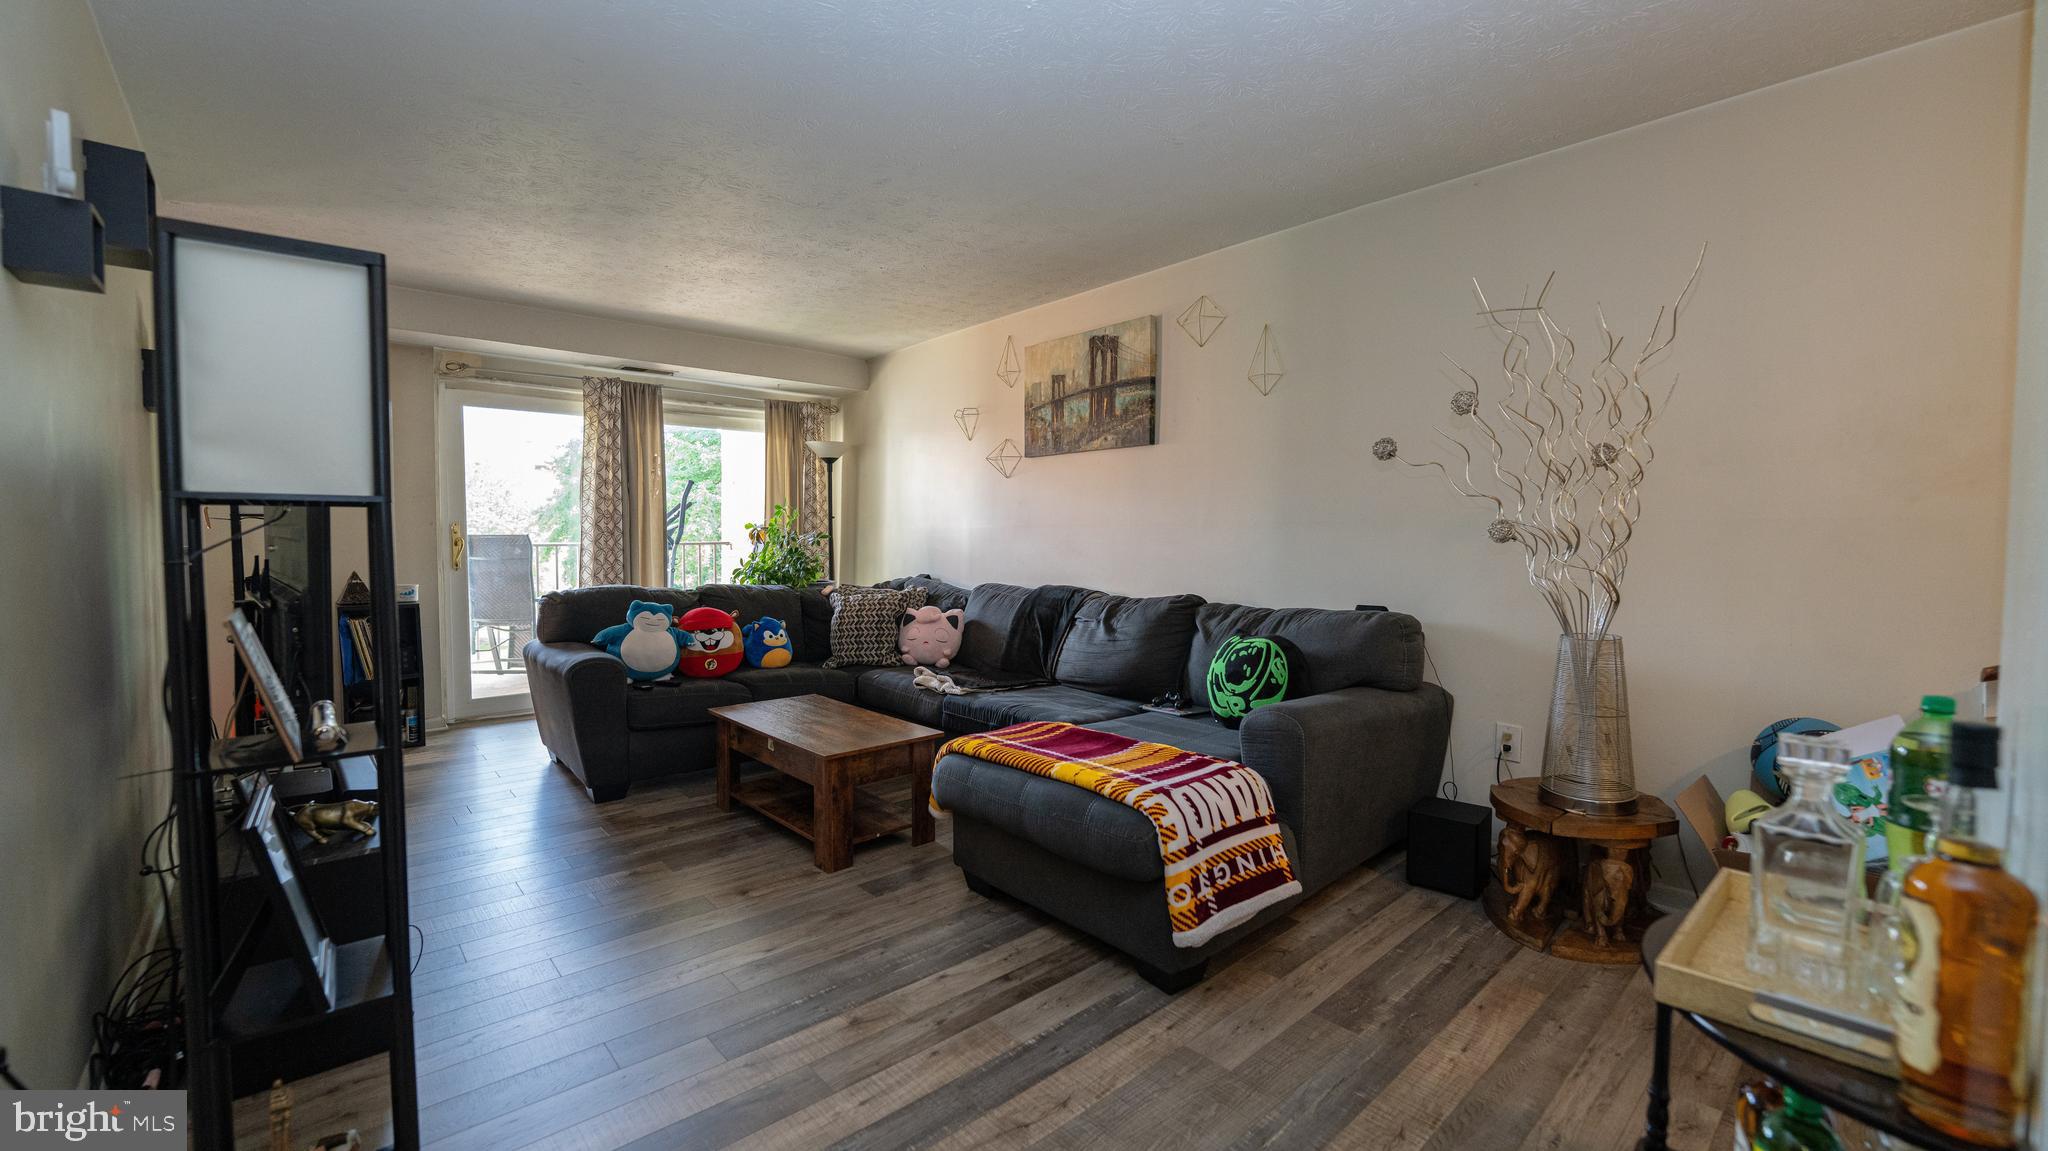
[
  {"x1": 534, "y1": 541, "x2": 580, "y2": 597},
  {"x1": 532, "y1": 539, "x2": 731, "y2": 593},
  {"x1": 669, "y1": 540, "x2": 730, "y2": 590}
]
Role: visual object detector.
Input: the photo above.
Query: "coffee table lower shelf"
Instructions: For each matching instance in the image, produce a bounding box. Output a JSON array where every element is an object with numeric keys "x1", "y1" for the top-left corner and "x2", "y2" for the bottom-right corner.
[{"x1": 730, "y1": 774, "x2": 914, "y2": 848}]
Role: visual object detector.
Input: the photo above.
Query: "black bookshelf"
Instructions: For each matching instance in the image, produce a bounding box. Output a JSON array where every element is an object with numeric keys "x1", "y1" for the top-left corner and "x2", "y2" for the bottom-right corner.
[
  {"x1": 155, "y1": 218, "x2": 418, "y2": 1148},
  {"x1": 340, "y1": 600, "x2": 425, "y2": 747}
]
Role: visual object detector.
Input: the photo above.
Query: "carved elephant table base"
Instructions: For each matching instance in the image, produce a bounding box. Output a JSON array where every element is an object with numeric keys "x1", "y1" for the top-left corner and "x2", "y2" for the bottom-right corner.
[{"x1": 1483, "y1": 778, "x2": 1680, "y2": 965}]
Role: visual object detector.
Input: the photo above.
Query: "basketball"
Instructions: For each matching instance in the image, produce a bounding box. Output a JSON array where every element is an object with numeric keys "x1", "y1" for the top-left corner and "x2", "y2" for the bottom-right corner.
[{"x1": 1750, "y1": 716, "x2": 1839, "y2": 802}]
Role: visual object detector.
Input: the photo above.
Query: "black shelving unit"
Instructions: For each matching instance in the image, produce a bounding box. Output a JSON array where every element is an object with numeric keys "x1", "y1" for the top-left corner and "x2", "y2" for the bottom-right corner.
[
  {"x1": 155, "y1": 218, "x2": 417, "y2": 1148},
  {"x1": 341, "y1": 600, "x2": 425, "y2": 748},
  {"x1": 1637, "y1": 917, "x2": 2024, "y2": 1151}
]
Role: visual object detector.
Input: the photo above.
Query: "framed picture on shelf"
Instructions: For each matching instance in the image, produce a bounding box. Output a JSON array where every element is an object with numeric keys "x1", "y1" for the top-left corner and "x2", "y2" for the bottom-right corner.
[
  {"x1": 226, "y1": 607, "x2": 304, "y2": 763},
  {"x1": 239, "y1": 775, "x2": 337, "y2": 1012}
]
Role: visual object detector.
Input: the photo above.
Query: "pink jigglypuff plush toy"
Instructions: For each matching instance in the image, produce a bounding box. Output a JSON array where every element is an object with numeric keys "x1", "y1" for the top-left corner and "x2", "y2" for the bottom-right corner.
[{"x1": 898, "y1": 605, "x2": 964, "y2": 668}]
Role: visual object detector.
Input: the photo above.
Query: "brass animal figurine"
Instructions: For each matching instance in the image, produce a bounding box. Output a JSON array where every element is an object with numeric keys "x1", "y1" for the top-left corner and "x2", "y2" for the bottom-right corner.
[
  {"x1": 1500, "y1": 828, "x2": 1570, "y2": 923},
  {"x1": 1497, "y1": 826, "x2": 1526, "y2": 892},
  {"x1": 1582, "y1": 853, "x2": 1635, "y2": 947},
  {"x1": 290, "y1": 799, "x2": 379, "y2": 844}
]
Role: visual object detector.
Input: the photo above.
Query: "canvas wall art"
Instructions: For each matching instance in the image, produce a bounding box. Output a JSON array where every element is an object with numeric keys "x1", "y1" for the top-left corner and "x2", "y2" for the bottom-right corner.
[{"x1": 1023, "y1": 315, "x2": 1159, "y2": 457}]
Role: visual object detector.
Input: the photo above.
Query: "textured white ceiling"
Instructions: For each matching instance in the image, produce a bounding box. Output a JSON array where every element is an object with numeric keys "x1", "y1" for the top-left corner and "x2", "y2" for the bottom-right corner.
[{"x1": 91, "y1": 0, "x2": 2019, "y2": 357}]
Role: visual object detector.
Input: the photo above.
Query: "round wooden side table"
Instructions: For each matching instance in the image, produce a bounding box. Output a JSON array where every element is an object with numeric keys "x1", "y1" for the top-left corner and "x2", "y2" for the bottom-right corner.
[{"x1": 1486, "y1": 776, "x2": 1680, "y2": 964}]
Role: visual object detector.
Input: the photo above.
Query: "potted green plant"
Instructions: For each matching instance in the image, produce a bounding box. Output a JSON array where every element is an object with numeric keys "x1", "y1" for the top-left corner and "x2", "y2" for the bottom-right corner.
[{"x1": 731, "y1": 503, "x2": 828, "y2": 587}]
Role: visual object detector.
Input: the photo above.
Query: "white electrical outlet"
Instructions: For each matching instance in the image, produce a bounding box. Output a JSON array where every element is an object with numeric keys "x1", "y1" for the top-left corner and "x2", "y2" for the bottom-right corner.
[{"x1": 1496, "y1": 722, "x2": 1523, "y2": 764}]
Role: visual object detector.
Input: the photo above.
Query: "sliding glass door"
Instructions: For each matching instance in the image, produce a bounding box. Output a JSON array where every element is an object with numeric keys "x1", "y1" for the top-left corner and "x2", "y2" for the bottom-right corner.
[{"x1": 438, "y1": 386, "x2": 584, "y2": 720}]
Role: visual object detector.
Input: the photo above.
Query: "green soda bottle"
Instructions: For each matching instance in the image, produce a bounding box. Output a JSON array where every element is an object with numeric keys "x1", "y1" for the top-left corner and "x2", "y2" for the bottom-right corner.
[
  {"x1": 1886, "y1": 696, "x2": 1955, "y2": 864},
  {"x1": 1751, "y1": 1086, "x2": 1843, "y2": 1151}
]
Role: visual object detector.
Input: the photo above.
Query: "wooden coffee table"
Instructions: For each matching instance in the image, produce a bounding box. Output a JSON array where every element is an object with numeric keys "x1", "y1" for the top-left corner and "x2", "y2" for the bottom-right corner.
[{"x1": 709, "y1": 694, "x2": 945, "y2": 872}]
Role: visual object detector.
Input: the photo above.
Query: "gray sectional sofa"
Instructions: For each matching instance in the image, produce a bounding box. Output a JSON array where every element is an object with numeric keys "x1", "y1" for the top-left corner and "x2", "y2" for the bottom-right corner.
[{"x1": 524, "y1": 575, "x2": 1453, "y2": 988}]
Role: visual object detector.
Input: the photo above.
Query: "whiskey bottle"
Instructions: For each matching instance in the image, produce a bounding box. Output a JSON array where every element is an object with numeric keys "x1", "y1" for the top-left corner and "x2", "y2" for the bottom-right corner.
[
  {"x1": 1733, "y1": 1077, "x2": 1782, "y2": 1151},
  {"x1": 1896, "y1": 721, "x2": 2036, "y2": 1147}
]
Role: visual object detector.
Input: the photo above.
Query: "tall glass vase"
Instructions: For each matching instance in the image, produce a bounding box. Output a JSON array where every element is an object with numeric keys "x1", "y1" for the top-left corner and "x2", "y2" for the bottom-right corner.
[{"x1": 1538, "y1": 632, "x2": 1639, "y2": 815}]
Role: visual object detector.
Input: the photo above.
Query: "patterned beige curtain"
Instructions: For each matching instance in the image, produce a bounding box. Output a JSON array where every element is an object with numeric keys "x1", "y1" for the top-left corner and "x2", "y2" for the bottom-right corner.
[
  {"x1": 763, "y1": 399, "x2": 838, "y2": 531},
  {"x1": 579, "y1": 376, "x2": 669, "y2": 587},
  {"x1": 798, "y1": 403, "x2": 832, "y2": 536}
]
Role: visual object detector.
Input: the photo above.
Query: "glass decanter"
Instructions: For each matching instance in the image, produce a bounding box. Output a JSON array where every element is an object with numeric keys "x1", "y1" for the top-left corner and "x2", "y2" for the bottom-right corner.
[{"x1": 1748, "y1": 735, "x2": 1866, "y2": 1000}]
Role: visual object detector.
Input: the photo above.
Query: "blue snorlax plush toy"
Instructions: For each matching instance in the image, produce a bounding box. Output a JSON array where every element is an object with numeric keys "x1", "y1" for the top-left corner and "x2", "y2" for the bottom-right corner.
[
  {"x1": 591, "y1": 600, "x2": 687, "y2": 681},
  {"x1": 740, "y1": 616, "x2": 795, "y2": 669}
]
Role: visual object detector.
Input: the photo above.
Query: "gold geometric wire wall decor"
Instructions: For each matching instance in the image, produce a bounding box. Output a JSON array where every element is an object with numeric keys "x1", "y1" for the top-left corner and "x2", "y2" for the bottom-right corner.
[
  {"x1": 995, "y1": 336, "x2": 1022, "y2": 389},
  {"x1": 985, "y1": 437, "x2": 1022, "y2": 478},
  {"x1": 1176, "y1": 295, "x2": 1227, "y2": 346},
  {"x1": 954, "y1": 406, "x2": 980, "y2": 440},
  {"x1": 1248, "y1": 323, "x2": 1285, "y2": 396}
]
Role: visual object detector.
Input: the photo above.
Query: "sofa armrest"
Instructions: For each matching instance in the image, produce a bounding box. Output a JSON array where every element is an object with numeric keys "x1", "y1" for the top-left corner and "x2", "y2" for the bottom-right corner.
[
  {"x1": 1240, "y1": 681, "x2": 1454, "y2": 892},
  {"x1": 523, "y1": 639, "x2": 631, "y2": 799}
]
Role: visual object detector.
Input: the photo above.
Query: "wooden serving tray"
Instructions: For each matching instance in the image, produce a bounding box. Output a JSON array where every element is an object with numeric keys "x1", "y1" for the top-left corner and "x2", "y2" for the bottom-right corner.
[{"x1": 1656, "y1": 868, "x2": 1897, "y2": 1075}]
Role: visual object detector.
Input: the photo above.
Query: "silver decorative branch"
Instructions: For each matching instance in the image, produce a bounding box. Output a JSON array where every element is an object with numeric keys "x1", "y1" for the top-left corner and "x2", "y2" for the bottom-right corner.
[{"x1": 1377, "y1": 246, "x2": 1704, "y2": 640}]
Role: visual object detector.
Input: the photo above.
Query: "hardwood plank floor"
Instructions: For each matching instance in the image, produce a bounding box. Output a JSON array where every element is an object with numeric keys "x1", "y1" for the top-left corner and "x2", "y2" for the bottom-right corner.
[{"x1": 237, "y1": 716, "x2": 1744, "y2": 1150}]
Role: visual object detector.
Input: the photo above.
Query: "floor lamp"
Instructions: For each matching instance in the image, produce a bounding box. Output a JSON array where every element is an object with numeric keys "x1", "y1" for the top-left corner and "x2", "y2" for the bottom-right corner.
[{"x1": 805, "y1": 440, "x2": 848, "y2": 581}]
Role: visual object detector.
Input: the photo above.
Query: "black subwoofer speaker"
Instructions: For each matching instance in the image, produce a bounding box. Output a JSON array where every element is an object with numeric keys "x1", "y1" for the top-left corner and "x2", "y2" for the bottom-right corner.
[{"x1": 1405, "y1": 797, "x2": 1491, "y2": 899}]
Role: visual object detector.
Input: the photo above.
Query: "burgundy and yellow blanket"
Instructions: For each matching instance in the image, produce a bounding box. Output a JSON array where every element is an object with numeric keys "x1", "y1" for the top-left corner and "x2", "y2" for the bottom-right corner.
[{"x1": 933, "y1": 721, "x2": 1302, "y2": 948}]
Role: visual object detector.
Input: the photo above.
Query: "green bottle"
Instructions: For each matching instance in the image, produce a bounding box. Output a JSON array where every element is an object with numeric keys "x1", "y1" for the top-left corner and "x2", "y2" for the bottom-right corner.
[
  {"x1": 1751, "y1": 1086, "x2": 1843, "y2": 1151},
  {"x1": 1886, "y1": 696, "x2": 1955, "y2": 864}
]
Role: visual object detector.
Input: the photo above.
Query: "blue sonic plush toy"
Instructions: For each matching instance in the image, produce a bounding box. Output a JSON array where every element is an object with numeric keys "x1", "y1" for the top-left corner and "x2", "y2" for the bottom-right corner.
[
  {"x1": 740, "y1": 616, "x2": 795, "y2": 668},
  {"x1": 591, "y1": 600, "x2": 687, "y2": 681}
]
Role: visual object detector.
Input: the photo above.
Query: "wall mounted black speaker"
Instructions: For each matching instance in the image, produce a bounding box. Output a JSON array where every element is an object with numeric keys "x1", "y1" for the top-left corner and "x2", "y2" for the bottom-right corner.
[
  {"x1": 83, "y1": 140, "x2": 155, "y2": 270},
  {"x1": 1405, "y1": 797, "x2": 1491, "y2": 899},
  {"x1": 2, "y1": 185, "x2": 104, "y2": 292}
]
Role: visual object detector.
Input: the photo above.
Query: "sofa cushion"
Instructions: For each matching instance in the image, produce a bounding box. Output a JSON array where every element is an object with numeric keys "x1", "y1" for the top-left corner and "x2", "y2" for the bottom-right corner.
[
  {"x1": 1183, "y1": 605, "x2": 1425, "y2": 700},
  {"x1": 725, "y1": 664, "x2": 858, "y2": 703},
  {"x1": 1091, "y1": 712, "x2": 1244, "y2": 764},
  {"x1": 796, "y1": 583, "x2": 834, "y2": 664},
  {"x1": 873, "y1": 574, "x2": 971, "y2": 612},
  {"x1": 854, "y1": 665, "x2": 947, "y2": 728},
  {"x1": 823, "y1": 586, "x2": 927, "y2": 668},
  {"x1": 1052, "y1": 592, "x2": 1204, "y2": 701},
  {"x1": 537, "y1": 585, "x2": 698, "y2": 645},
  {"x1": 622, "y1": 676, "x2": 751, "y2": 731},
  {"x1": 931, "y1": 752, "x2": 1162, "y2": 881},
  {"x1": 958, "y1": 582, "x2": 1033, "y2": 671},
  {"x1": 696, "y1": 585, "x2": 804, "y2": 636},
  {"x1": 939, "y1": 684, "x2": 1144, "y2": 735}
]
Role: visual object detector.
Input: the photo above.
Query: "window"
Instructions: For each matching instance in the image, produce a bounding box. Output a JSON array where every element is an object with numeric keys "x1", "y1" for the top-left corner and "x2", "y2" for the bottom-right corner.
[{"x1": 664, "y1": 423, "x2": 764, "y2": 587}]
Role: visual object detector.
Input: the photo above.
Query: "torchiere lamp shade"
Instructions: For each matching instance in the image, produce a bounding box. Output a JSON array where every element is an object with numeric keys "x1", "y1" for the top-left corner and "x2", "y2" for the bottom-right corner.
[
  {"x1": 805, "y1": 439, "x2": 848, "y2": 461},
  {"x1": 159, "y1": 221, "x2": 383, "y2": 499}
]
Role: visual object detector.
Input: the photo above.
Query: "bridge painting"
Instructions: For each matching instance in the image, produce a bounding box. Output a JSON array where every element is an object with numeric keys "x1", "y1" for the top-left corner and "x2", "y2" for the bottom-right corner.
[{"x1": 1023, "y1": 315, "x2": 1159, "y2": 457}]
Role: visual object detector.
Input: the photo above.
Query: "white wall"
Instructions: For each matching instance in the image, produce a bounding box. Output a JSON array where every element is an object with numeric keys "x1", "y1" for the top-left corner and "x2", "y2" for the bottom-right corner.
[
  {"x1": 388, "y1": 286, "x2": 870, "y2": 394},
  {"x1": 0, "y1": 0, "x2": 169, "y2": 1088},
  {"x1": 847, "y1": 17, "x2": 2027, "y2": 894},
  {"x1": 2007, "y1": 3, "x2": 2048, "y2": 1116},
  {"x1": 333, "y1": 345, "x2": 441, "y2": 724}
]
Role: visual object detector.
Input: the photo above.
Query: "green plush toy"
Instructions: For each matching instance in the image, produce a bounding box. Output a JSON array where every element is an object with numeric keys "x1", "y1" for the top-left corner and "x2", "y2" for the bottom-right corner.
[{"x1": 1206, "y1": 635, "x2": 1293, "y2": 727}]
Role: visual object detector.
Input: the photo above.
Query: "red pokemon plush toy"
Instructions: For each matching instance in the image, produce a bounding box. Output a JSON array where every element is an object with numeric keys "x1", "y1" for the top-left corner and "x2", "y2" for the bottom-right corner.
[{"x1": 674, "y1": 606, "x2": 743, "y2": 677}]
